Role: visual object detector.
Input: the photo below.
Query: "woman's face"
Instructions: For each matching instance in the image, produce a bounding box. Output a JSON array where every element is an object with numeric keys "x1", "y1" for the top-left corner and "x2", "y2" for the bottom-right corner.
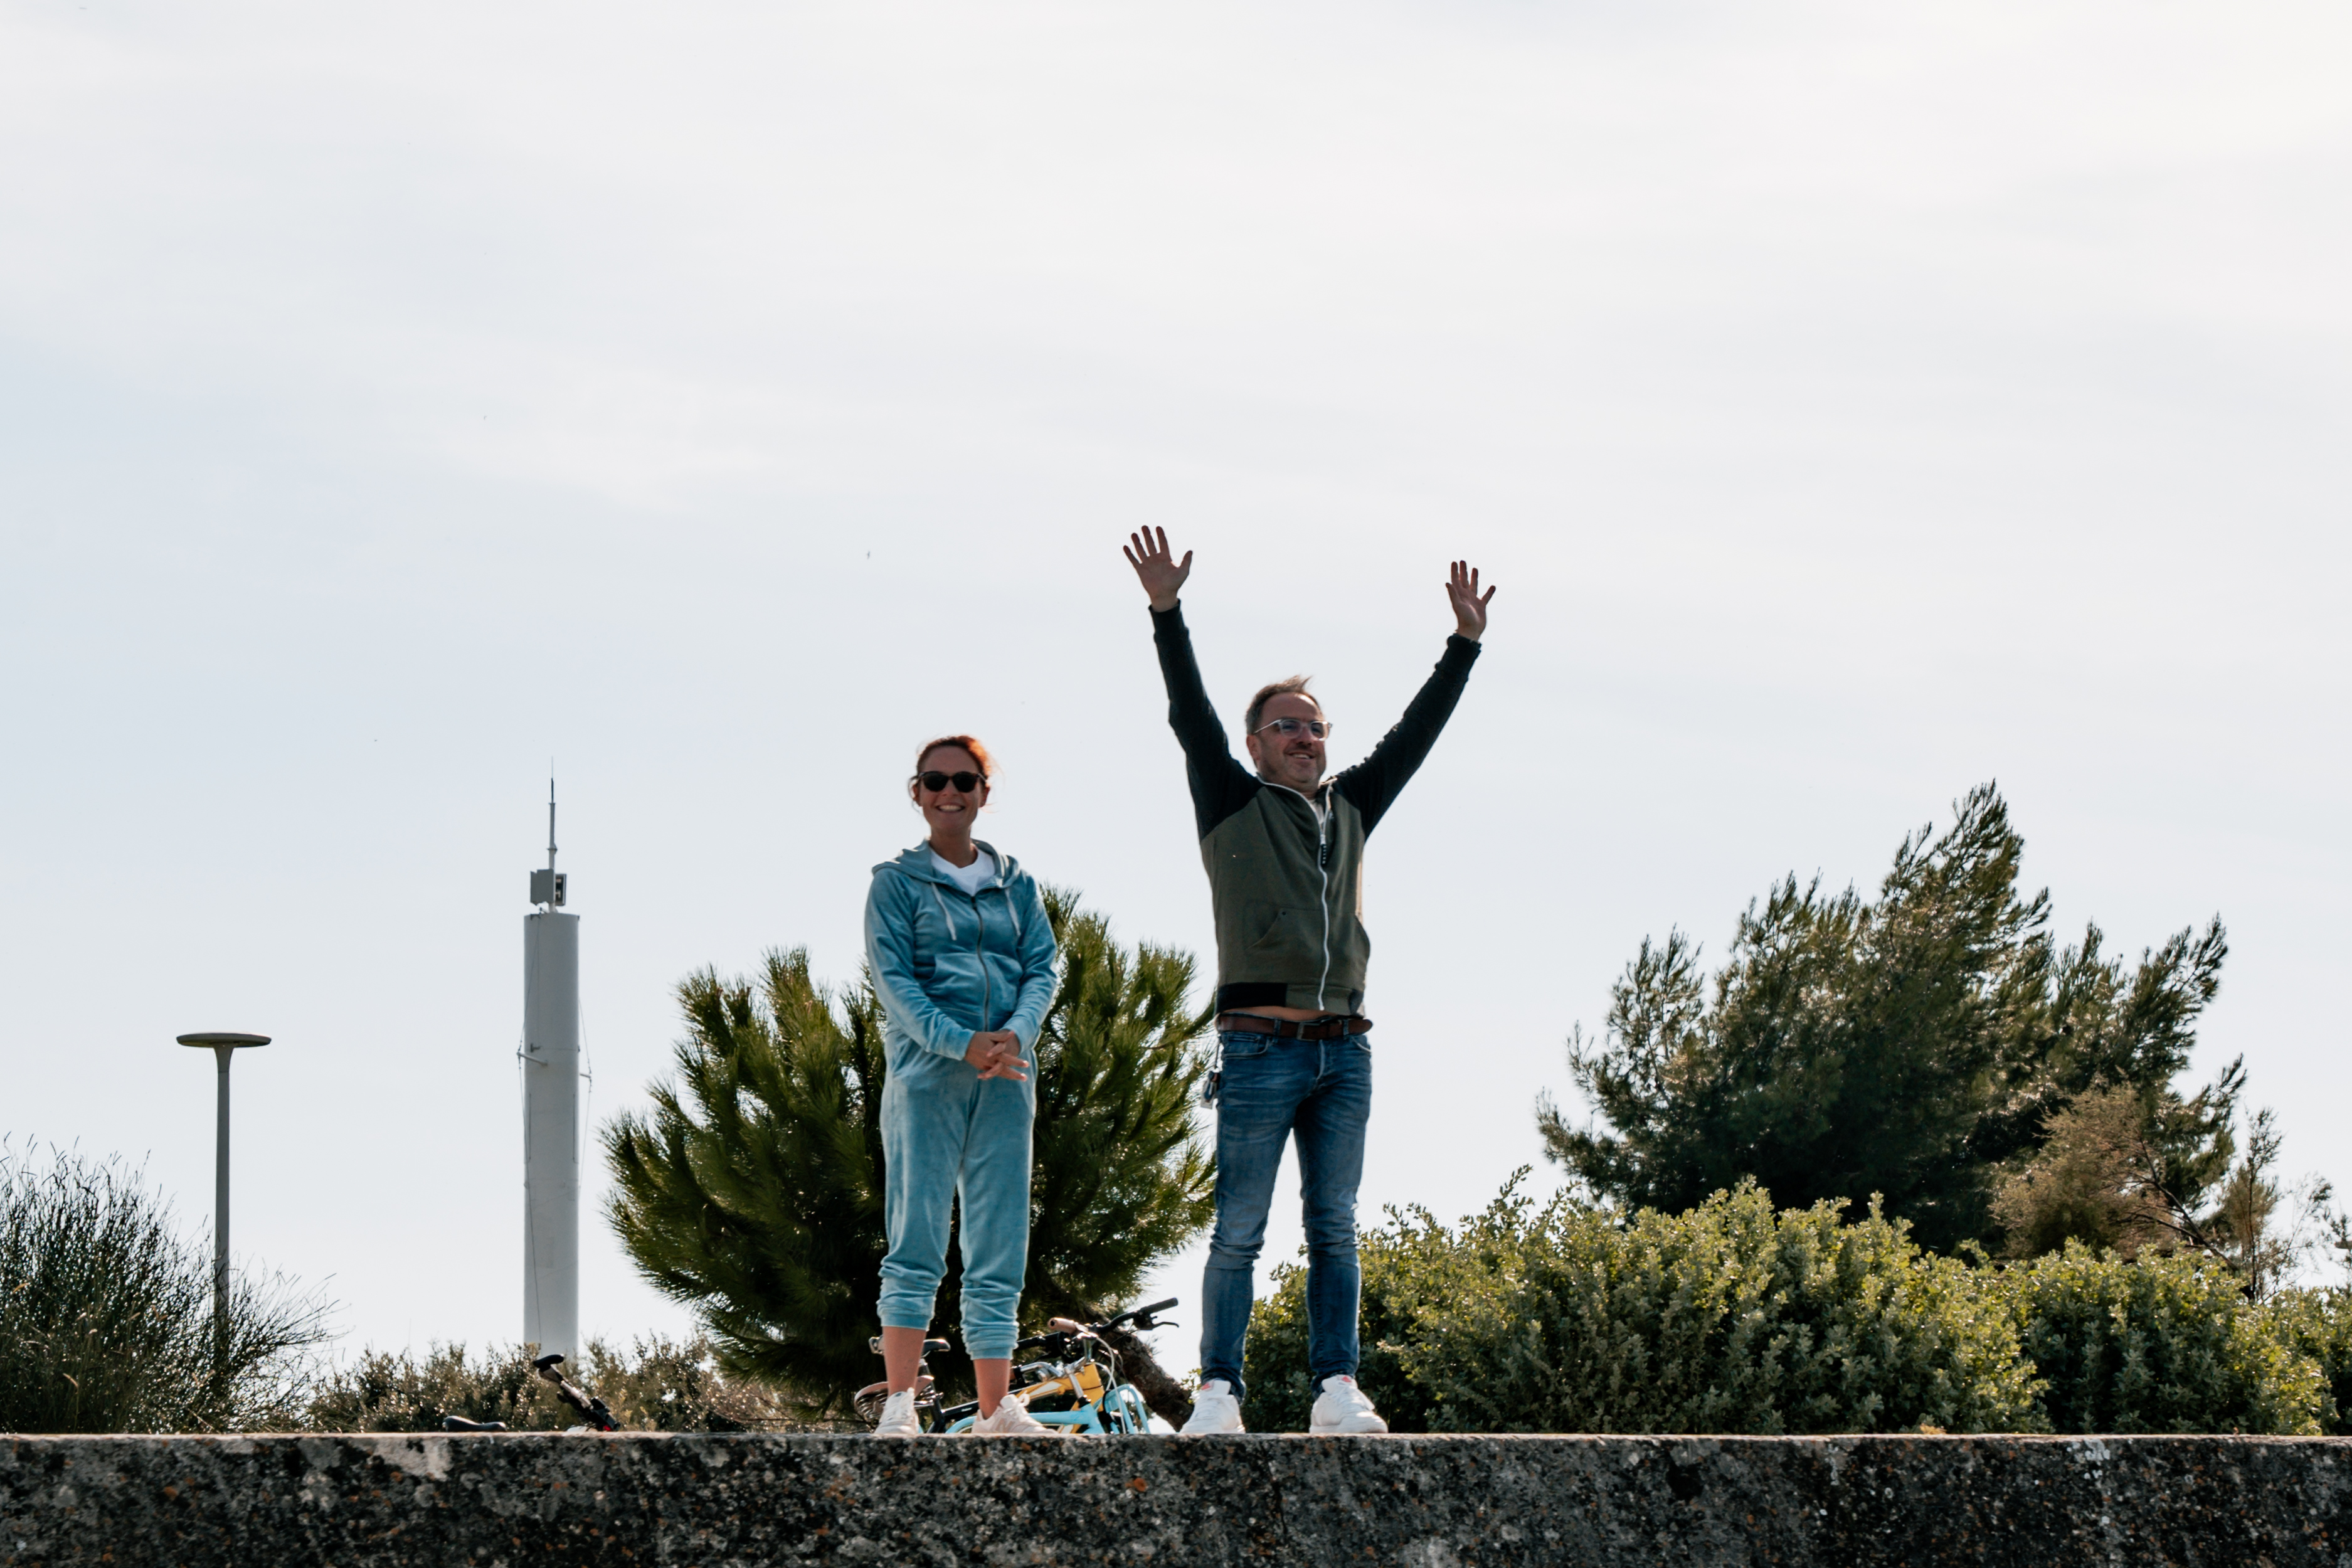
[{"x1": 912, "y1": 746, "x2": 990, "y2": 838}]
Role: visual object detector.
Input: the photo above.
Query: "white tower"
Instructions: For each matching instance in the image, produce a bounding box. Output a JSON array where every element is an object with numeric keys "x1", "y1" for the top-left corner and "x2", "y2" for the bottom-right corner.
[{"x1": 522, "y1": 782, "x2": 580, "y2": 1358}]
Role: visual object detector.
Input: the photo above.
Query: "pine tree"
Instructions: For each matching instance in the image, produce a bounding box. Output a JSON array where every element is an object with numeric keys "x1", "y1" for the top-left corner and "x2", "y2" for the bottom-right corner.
[
  {"x1": 1539, "y1": 784, "x2": 2236, "y2": 1253},
  {"x1": 603, "y1": 887, "x2": 1214, "y2": 1417}
]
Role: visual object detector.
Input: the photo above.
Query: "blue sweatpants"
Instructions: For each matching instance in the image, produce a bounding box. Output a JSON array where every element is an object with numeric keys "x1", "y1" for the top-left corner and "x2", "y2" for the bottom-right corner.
[{"x1": 877, "y1": 1044, "x2": 1034, "y2": 1360}]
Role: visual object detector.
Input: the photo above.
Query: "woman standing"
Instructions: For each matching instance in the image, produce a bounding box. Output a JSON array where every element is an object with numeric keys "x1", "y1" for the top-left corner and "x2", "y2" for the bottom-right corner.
[{"x1": 865, "y1": 734, "x2": 1059, "y2": 1437}]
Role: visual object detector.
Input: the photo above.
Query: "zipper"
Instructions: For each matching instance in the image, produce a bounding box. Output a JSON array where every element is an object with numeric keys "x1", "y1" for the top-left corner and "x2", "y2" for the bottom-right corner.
[
  {"x1": 1314, "y1": 793, "x2": 1332, "y2": 1010},
  {"x1": 924, "y1": 859, "x2": 1000, "y2": 1037},
  {"x1": 975, "y1": 883, "x2": 992, "y2": 1028},
  {"x1": 1262, "y1": 786, "x2": 1337, "y2": 1012}
]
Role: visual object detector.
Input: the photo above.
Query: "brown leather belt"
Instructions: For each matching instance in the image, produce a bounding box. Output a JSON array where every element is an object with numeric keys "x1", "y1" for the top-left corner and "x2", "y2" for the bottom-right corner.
[{"x1": 1215, "y1": 1012, "x2": 1373, "y2": 1041}]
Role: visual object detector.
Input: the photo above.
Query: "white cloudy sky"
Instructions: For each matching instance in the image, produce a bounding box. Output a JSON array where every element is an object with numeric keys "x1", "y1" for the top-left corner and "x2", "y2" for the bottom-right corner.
[{"x1": 3, "y1": 0, "x2": 2348, "y2": 1370}]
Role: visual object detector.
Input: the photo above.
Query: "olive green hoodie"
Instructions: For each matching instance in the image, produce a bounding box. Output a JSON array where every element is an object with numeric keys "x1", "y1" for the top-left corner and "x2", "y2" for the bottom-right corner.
[{"x1": 1150, "y1": 603, "x2": 1481, "y2": 1014}]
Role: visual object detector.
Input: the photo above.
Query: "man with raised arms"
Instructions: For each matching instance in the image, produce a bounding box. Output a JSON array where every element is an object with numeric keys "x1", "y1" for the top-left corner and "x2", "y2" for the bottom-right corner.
[{"x1": 1123, "y1": 528, "x2": 1493, "y2": 1435}]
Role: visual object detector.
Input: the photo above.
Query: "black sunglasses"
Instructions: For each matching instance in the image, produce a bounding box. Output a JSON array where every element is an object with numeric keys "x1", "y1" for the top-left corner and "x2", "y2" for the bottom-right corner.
[{"x1": 914, "y1": 770, "x2": 987, "y2": 792}]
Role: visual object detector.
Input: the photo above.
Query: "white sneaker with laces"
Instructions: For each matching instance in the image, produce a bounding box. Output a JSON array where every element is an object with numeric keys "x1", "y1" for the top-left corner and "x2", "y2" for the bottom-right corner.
[
  {"x1": 1310, "y1": 1375, "x2": 1389, "y2": 1434},
  {"x1": 969, "y1": 1394, "x2": 1054, "y2": 1436},
  {"x1": 1180, "y1": 1379, "x2": 1245, "y2": 1434},
  {"x1": 871, "y1": 1388, "x2": 923, "y2": 1438}
]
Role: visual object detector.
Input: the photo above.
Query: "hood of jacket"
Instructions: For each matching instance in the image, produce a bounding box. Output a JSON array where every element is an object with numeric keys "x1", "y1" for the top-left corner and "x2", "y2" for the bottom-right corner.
[{"x1": 877, "y1": 839, "x2": 1020, "y2": 890}]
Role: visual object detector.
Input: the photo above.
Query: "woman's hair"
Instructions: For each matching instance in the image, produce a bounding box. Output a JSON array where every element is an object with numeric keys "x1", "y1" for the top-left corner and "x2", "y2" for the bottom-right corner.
[{"x1": 913, "y1": 734, "x2": 995, "y2": 779}]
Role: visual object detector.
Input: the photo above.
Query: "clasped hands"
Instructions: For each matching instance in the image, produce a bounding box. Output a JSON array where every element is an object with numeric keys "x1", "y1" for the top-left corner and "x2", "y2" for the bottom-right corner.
[{"x1": 964, "y1": 1029, "x2": 1029, "y2": 1081}]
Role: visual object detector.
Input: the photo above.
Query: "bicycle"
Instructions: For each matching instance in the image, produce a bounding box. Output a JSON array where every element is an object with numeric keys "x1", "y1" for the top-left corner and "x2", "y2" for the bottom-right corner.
[
  {"x1": 440, "y1": 1351, "x2": 618, "y2": 1433},
  {"x1": 855, "y1": 1298, "x2": 1180, "y2": 1435},
  {"x1": 852, "y1": 1335, "x2": 963, "y2": 1433}
]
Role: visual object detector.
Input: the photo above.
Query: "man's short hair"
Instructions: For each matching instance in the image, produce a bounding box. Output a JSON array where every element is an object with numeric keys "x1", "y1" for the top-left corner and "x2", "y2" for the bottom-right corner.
[{"x1": 1244, "y1": 676, "x2": 1318, "y2": 738}]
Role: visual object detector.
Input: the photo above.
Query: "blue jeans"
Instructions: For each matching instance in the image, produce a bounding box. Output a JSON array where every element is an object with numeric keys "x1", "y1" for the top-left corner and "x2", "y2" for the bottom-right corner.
[{"x1": 1197, "y1": 1030, "x2": 1372, "y2": 1402}]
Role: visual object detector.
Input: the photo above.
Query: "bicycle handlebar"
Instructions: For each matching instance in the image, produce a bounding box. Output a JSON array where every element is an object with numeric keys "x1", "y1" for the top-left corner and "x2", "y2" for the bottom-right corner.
[
  {"x1": 1020, "y1": 1297, "x2": 1183, "y2": 1352},
  {"x1": 1117, "y1": 1298, "x2": 1179, "y2": 1330},
  {"x1": 532, "y1": 1352, "x2": 620, "y2": 1432}
]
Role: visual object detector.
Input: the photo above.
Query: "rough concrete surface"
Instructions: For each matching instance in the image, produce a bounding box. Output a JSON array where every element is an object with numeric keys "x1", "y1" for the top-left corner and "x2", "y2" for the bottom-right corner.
[{"x1": 4, "y1": 1431, "x2": 2350, "y2": 1566}]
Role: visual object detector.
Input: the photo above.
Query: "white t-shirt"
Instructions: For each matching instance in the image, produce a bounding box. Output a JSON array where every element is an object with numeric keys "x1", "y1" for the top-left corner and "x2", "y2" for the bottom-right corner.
[{"x1": 930, "y1": 847, "x2": 997, "y2": 894}]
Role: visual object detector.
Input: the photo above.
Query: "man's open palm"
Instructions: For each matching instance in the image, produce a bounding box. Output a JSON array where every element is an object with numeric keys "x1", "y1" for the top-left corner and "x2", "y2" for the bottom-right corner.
[
  {"x1": 1124, "y1": 527, "x2": 1193, "y2": 612},
  {"x1": 1447, "y1": 560, "x2": 1496, "y2": 641}
]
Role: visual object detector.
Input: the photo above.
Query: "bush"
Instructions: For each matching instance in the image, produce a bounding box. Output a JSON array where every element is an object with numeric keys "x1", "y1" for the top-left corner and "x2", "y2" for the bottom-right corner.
[
  {"x1": 1421, "y1": 1182, "x2": 2035, "y2": 1434},
  {"x1": 2000, "y1": 1244, "x2": 2322, "y2": 1434},
  {"x1": 306, "y1": 1342, "x2": 551, "y2": 1432},
  {"x1": 0, "y1": 1143, "x2": 329, "y2": 1433},
  {"x1": 304, "y1": 1335, "x2": 811, "y2": 1432},
  {"x1": 2267, "y1": 1288, "x2": 2352, "y2": 1435},
  {"x1": 1241, "y1": 1187, "x2": 1527, "y2": 1433},
  {"x1": 1246, "y1": 1178, "x2": 2037, "y2": 1434}
]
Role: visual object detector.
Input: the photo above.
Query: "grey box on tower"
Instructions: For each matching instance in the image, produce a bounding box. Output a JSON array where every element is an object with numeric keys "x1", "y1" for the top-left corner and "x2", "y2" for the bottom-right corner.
[{"x1": 531, "y1": 868, "x2": 568, "y2": 906}]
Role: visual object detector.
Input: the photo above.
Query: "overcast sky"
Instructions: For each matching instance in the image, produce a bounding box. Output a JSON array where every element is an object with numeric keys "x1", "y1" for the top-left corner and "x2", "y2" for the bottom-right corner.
[{"x1": 4, "y1": 0, "x2": 2348, "y2": 1372}]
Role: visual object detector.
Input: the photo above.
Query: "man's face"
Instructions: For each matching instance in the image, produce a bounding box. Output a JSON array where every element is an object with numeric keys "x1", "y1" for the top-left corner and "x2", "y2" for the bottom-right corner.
[{"x1": 1244, "y1": 692, "x2": 1328, "y2": 793}]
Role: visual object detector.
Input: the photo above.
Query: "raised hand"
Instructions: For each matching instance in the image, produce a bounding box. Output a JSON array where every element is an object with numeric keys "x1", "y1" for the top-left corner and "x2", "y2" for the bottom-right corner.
[
  {"x1": 1123, "y1": 527, "x2": 1194, "y2": 612},
  {"x1": 965, "y1": 1030, "x2": 1029, "y2": 1082},
  {"x1": 1446, "y1": 561, "x2": 1495, "y2": 641}
]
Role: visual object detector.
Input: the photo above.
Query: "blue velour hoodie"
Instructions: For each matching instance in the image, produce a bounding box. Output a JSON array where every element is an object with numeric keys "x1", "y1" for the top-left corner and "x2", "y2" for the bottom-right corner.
[{"x1": 863, "y1": 840, "x2": 1059, "y2": 1073}]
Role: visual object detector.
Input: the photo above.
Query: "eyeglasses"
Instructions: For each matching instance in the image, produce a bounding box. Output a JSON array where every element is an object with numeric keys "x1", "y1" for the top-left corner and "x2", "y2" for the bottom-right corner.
[
  {"x1": 1252, "y1": 717, "x2": 1332, "y2": 740},
  {"x1": 914, "y1": 770, "x2": 987, "y2": 792}
]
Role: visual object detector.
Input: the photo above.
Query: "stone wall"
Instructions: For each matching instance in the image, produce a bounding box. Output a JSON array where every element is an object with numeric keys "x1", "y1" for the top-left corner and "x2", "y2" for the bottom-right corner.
[{"x1": 6, "y1": 1432, "x2": 2350, "y2": 1565}]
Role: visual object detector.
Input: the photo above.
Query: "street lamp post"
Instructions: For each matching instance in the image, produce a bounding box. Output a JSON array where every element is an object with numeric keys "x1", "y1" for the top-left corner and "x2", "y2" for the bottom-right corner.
[{"x1": 177, "y1": 1031, "x2": 270, "y2": 1362}]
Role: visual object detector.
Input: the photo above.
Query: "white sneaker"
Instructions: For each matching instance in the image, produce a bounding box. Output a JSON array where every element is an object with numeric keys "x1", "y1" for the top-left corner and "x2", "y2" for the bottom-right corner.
[
  {"x1": 1180, "y1": 1379, "x2": 1245, "y2": 1434},
  {"x1": 969, "y1": 1393, "x2": 1054, "y2": 1436},
  {"x1": 1310, "y1": 1375, "x2": 1389, "y2": 1434},
  {"x1": 871, "y1": 1388, "x2": 923, "y2": 1438}
]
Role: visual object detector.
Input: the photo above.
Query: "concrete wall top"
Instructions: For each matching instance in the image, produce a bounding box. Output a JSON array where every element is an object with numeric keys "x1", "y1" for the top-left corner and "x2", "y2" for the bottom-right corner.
[{"x1": 6, "y1": 1431, "x2": 2351, "y2": 1566}]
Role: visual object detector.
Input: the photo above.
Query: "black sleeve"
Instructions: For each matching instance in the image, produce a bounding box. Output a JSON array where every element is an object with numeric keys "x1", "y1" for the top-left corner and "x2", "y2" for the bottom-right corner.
[
  {"x1": 1334, "y1": 635, "x2": 1482, "y2": 834},
  {"x1": 1152, "y1": 603, "x2": 1262, "y2": 839}
]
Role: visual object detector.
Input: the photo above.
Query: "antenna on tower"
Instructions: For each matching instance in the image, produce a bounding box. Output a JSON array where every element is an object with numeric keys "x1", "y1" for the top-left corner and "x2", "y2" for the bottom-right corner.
[{"x1": 531, "y1": 775, "x2": 567, "y2": 908}]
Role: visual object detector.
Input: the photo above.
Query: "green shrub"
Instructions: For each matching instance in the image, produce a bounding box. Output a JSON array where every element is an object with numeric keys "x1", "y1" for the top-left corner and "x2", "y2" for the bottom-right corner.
[
  {"x1": 1416, "y1": 1183, "x2": 2034, "y2": 1433},
  {"x1": 1998, "y1": 1244, "x2": 2321, "y2": 1434},
  {"x1": 2265, "y1": 1288, "x2": 2352, "y2": 1435},
  {"x1": 304, "y1": 1335, "x2": 810, "y2": 1432},
  {"x1": 307, "y1": 1342, "x2": 549, "y2": 1432},
  {"x1": 1, "y1": 1143, "x2": 329, "y2": 1433},
  {"x1": 1241, "y1": 1183, "x2": 1532, "y2": 1432},
  {"x1": 1246, "y1": 1177, "x2": 2036, "y2": 1434},
  {"x1": 576, "y1": 1334, "x2": 809, "y2": 1431},
  {"x1": 2273, "y1": 1287, "x2": 2352, "y2": 1436}
]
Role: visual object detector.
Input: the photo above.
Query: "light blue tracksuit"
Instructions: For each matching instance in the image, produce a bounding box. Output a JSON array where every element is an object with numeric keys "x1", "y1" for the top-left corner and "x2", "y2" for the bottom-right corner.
[{"x1": 865, "y1": 840, "x2": 1058, "y2": 1360}]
